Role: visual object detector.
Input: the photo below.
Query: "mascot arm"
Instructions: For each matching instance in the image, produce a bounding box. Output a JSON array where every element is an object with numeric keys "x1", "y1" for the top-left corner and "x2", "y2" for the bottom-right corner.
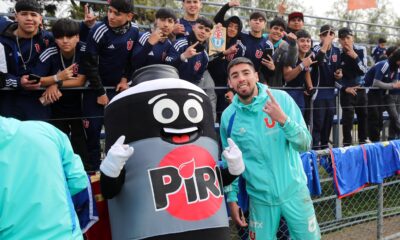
[{"x1": 100, "y1": 168, "x2": 126, "y2": 199}]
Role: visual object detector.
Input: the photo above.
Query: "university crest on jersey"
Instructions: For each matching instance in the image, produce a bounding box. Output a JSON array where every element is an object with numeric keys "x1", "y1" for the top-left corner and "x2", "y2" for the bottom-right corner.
[
  {"x1": 194, "y1": 61, "x2": 201, "y2": 71},
  {"x1": 255, "y1": 49, "x2": 263, "y2": 59},
  {"x1": 332, "y1": 54, "x2": 337, "y2": 63},
  {"x1": 127, "y1": 39, "x2": 134, "y2": 51},
  {"x1": 34, "y1": 43, "x2": 41, "y2": 53}
]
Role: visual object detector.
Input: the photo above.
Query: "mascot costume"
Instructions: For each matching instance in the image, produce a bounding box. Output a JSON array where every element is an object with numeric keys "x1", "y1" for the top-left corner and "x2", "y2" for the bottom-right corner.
[{"x1": 99, "y1": 65, "x2": 244, "y2": 239}]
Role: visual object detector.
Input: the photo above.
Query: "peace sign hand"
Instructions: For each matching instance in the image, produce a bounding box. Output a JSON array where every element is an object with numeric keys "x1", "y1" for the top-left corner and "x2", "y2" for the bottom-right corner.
[
  {"x1": 182, "y1": 41, "x2": 201, "y2": 60},
  {"x1": 263, "y1": 89, "x2": 287, "y2": 125}
]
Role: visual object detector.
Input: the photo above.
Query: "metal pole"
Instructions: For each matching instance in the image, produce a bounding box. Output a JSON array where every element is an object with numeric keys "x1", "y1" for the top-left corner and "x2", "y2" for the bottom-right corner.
[
  {"x1": 377, "y1": 183, "x2": 384, "y2": 240},
  {"x1": 335, "y1": 89, "x2": 342, "y2": 220}
]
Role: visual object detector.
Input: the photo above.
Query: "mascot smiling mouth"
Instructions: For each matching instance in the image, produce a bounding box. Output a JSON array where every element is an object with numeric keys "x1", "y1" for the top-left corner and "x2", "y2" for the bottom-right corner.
[{"x1": 162, "y1": 127, "x2": 200, "y2": 144}]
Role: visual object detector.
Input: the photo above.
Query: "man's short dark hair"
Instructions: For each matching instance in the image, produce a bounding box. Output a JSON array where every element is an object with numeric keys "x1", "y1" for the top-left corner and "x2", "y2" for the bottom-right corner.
[
  {"x1": 296, "y1": 29, "x2": 311, "y2": 39},
  {"x1": 155, "y1": 8, "x2": 177, "y2": 22},
  {"x1": 196, "y1": 16, "x2": 213, "y2": 29},
  {"x1": 52, "y1": 18, "x2": 80, "y2": 39},
  {"x1": 227, "y1": 57, "x2": 255, "y2": 76},
  {"x1": 269, "y1": 17, "x2": 287, "y2": 30},
  {"x1": 378, "y1": 37, "x2": 387, "y2": 44},
  {"x1": 15, "y1": 0, "x2": 42, "y2": 14},
  {"x1": 109, "y1": 0, "x2": 134, "y2": 13}
]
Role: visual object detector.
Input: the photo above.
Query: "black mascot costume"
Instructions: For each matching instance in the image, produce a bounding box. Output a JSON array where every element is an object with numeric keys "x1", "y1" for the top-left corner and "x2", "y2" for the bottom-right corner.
[{"x1": 100, "y1": 65, "x2": 242, "y2": 240}]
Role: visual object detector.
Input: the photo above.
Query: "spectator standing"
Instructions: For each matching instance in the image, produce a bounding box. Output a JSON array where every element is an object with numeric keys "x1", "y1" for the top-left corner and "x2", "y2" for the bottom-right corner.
[
  {"x1": 371, "y1": 37, "x2": 387, "y2": 63},
  {"x1": 130, "y1": 8, "x2": 177, "y2": 72},
  {"x1": 338, "y1": 27, "x2": 368, "y2": 146},
  {"x1": 310, "y1": 25, "x2": 342, "y2": 149},
  {"x1": 83, "y1": 0, "x2": 139, "y2": 170},
  {"x1": 0, "y1": 0, "x2": 53, "y2": 120},
  {"x1": 32, "y1": 18, "x2": 90, "y2": 170},
  {"x1": 174, "y1": 0, "x2": 203, "y2": 38},
  {"x1": 282, "y1": 29, "x2": 314, "y2": 116}
]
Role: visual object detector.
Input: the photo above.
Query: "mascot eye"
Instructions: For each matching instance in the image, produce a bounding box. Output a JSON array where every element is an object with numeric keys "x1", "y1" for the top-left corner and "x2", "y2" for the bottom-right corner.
[
  {"x1": 183, "y1": 99, "x2": 203, "y2": 123},
  {"x1": 153, "y1": 99, "x2": 179, "y2": 124}
]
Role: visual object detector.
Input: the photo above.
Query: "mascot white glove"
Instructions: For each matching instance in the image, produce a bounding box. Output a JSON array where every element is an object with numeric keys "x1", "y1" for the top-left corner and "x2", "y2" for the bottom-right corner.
[
  {"x1": 100, "y1": 135, "x2": 134, "y2": 178},
  {"x1": 222, "y1": 138, "x2": 245, "y2": 175}
]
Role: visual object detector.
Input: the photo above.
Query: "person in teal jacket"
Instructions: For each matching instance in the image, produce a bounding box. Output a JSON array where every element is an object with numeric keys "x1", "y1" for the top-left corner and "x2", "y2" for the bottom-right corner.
[
  {"x1": 220, "y1": 57, "x2": 320, "y2": 239},
  {"x1": 0, "y1": 116, "x2": 88, "y2": 239}
]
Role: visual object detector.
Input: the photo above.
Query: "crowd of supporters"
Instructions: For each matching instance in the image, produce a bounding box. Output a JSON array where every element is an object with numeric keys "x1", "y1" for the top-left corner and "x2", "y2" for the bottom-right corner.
[{"x1": 1, "y1": 0, "x2": 400, "y2": 172}]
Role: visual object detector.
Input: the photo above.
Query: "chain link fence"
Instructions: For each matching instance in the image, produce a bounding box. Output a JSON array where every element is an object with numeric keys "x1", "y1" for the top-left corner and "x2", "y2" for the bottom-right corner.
[{"x1": 228, "y1": 167, "x2": 400, "y2": 240}]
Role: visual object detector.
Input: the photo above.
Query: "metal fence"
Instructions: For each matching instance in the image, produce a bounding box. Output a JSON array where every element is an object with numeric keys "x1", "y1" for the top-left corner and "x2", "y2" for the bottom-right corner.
[{"x1": 229, "y1": 167, "x2": 400, "y2": 240}]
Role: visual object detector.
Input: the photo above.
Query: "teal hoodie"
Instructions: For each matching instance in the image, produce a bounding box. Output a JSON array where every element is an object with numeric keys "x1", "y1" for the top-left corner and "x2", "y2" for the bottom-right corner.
[
  {"x1": 0, "y1": 117, "x2": 87, "y2": 239},
  {"x1": 220, "y1": 83, "x2": 311, "y2": 205}
]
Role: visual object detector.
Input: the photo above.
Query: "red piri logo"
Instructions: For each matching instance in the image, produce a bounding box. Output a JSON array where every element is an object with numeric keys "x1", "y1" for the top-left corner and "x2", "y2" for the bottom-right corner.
[
  {"x1": 249, "y1": 230, "x2": 256, "y2": 240},
  {"x1": 148, "y1": 145, "x2": 223, "y2": 221},
  {"x1": 255, "y1": 49, "x2": 263, "y2": 59},
  {"x1": 264, "y1": 117, "x2": 276, "y2": 128},
  {"x1": 127, "y1": 39, "x2": 133, "y2": 51},
  {"x1": 34, "y1": 43, "x2": 41, "y2": 53}
]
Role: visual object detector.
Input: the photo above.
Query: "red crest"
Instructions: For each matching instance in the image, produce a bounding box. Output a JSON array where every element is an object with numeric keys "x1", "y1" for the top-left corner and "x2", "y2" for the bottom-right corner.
[
  {"x1": 194, "y1": 61, "x2": 201, "y2": 71},
  {"x1": 264, "y1": 117, "x2": 276, "y2": 129},
  {"x1": 127, "y1": 39, "x2": 133, "y2": 51},
  {"x1": 34, "y1": 43, "x2": 41, "y2": 53},
  {"x1": 255, "y1": 49, "x2": 263, "y2": 59},
  {"x1": 73, "y1": 64, "x2": 79, "y2": 75},
  {"x1": 44, "y1": 39, "x2": 49, "y2": 47},
  {"x1": 249, "y1": 231, "x2": 256, "y2": 240},
  {"x1": 161, "y1": 51, "x2": 167, "y2": 61},
  {"x1": 332, "y1": 54, "x2": 337, "y2": 63}
]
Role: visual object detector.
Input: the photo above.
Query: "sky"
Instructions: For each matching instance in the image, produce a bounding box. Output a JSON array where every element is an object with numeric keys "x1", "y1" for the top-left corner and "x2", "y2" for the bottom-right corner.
[{"x1": 301, "y1": 0, "x2": 399, "y2": 18}]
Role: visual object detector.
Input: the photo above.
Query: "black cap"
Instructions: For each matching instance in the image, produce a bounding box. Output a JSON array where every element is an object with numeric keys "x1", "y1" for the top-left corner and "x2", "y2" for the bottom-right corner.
[
  {"x1": 109, "y1": 0, "x2": 134, "y2": 13},
  {"x1": 269, "y1": 17, "x2": 287, "y2": 30},
  {"x1": 155, "y1": 8, "x2": 177, "y2": 22},
  {"x1": 15, "y1": 0, "x2": 42, "y2": 14},
  {"x1": 319, "y1": 24, "x2": 334, "y2": 35},
  {"x1": 250, "y1": 11, "x2": 267, "y2": 21},
  {"x1": 338, "y1": 27, "x2": 353, "y2": 38}
]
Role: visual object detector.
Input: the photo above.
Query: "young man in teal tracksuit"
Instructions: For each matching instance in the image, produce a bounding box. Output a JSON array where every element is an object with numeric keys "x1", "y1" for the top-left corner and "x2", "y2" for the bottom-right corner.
[{"x1": 220, "y1": 57, "x2": 320, "y2": 239}]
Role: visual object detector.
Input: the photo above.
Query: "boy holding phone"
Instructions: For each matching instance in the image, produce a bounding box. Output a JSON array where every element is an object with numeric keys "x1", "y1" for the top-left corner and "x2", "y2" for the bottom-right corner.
[
  {"x1": 0, "y1": 0, "x2": 54, "y2": 120},
  {"x1": 32, "y1": 18, "x2": 90, "y2": 169}
]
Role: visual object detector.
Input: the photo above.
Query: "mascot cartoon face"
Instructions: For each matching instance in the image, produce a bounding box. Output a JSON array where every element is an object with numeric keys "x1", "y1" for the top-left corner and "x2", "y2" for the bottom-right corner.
[{"x1": 103, "y1": 65, "x2": 228, "y2": 240}]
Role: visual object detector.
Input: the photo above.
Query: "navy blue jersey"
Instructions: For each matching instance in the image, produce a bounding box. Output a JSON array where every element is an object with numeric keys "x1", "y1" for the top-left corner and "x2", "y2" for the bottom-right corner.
[
  {"x1": 363, "y1": 142, "x2": 400, "y2": 184},
  {"x1": 130, "y1": 31, "x2": 173, "y2": 72},
  {"x1": 339, "y1": 44, "x2": 368, "y2": 88},
  {"x1": 166, "y1": 38, "x2": 208, "y2": 84},
  {"x1": 32, "y1": 42, "x2": 86, "y2": 115},
  {"x1": 330, "y1": 146, "x2": 369, "y2": 198},
  {"x1": 371, "y1": 45, "x2": 386, "y2": 63},
  {"x1": 285, "y1": 58, "x2": 310, "y2": 87},
  {"x1": 300, "y1": 151, "x2": 322, "y2": 196},
  {"x1": 72, "y1": 176, "x2": 99, "y2": 233},
  {"x1": 85, "y1": 21, "x2": 139, "y2": 87},
  {"x1": 0, "y1": 23, "x2": 53, "y2": 87},
  {"x1": 237, "y1": 32, "x2": 273, "y2": 71},
  {"x1": 176, "y1": 18, "x2": 196, "y2": 39},
  {"x1": 311, "y1": 44, "x2": 341, "y2": 100},
  {"x1": 364, "y1": 60, "x2": 400, "y2": 94}
]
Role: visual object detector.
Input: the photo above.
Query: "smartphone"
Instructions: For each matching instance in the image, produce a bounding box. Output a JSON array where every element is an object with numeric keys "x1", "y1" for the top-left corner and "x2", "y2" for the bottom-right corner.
[
  {"x1": 28, "y1": 74, "x2": 41, "y2": 84},
  {"x1": 195, "y1": 43, "x2": 205, "y2": 53},
  {"x1": 262, "y1": 48, "x2": 273, "y2": 60}
]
